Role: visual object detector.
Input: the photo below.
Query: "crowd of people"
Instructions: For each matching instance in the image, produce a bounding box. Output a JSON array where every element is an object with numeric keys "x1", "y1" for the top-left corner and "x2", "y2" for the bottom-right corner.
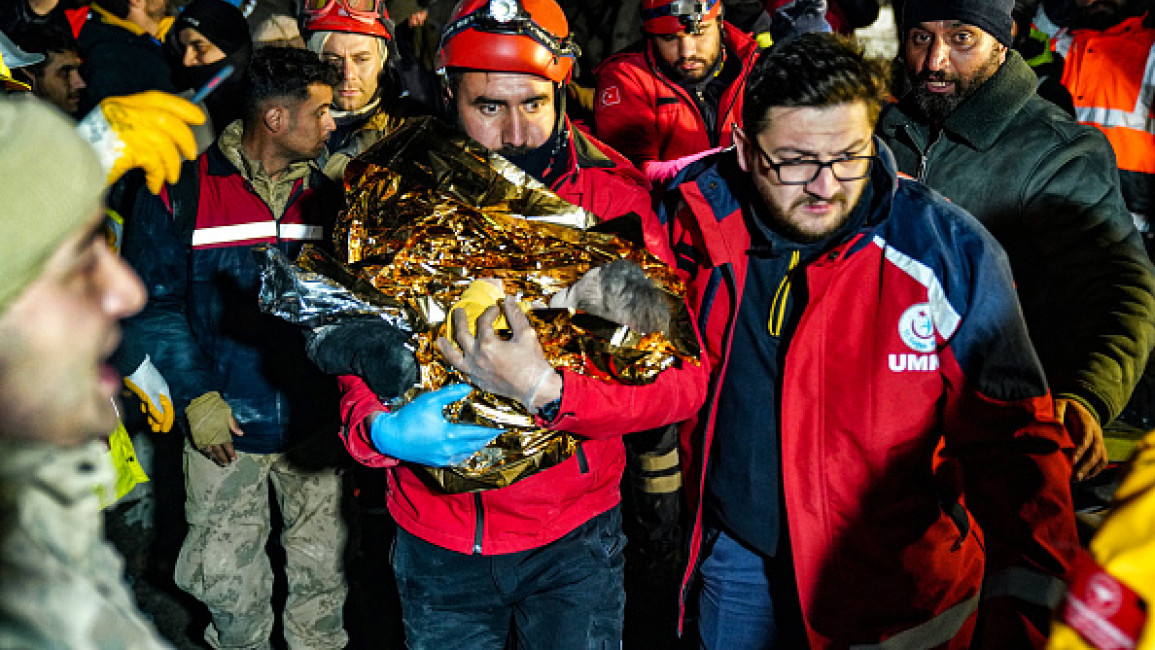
[{"x1": 3, "y1": 0, "x2": 1155, "y2": 648}]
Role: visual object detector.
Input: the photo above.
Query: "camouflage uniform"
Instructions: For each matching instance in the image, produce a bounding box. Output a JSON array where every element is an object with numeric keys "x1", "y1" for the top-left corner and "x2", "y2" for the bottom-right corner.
[
  {"x1": 175, "y1": 438, "x2": 348, "y2": 650},
  {"x1": 0, "y1": 438, "x2": 172, "y2": 650}
]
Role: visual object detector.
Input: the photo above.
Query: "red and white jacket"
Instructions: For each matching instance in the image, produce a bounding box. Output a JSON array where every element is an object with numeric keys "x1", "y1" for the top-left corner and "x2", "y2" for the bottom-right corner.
[{"x1": 661, "y1": 145, "x2": 1078, "y2": 648}]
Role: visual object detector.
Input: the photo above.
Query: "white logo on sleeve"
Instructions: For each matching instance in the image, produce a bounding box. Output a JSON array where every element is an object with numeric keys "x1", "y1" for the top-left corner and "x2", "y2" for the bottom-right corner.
[
  {"x1": 890, "y1": 303, "x2": 939, "y2": 373},
  {"x1": 899, "y1": 303, "x2": 936, "y2": 353}
]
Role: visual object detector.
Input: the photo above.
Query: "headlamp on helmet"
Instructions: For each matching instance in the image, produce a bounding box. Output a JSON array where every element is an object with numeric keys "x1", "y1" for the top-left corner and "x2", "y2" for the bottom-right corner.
[
  {"x1": 642, "y1": 0, "x2": 722, "y2": 35},
  {"x1": 438, "y1": 0, "x2": 580, "y2": 84}
]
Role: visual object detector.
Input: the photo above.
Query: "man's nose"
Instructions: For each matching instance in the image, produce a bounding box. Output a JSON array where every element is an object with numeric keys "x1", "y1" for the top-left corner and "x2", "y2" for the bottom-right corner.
[
  {"x1": 502, "y1": 111, "x2": 527, "y2": 149},
  {"x1": 805, "y1": 164, "x2": 840, "y2": 198},
  {"x1": 101, "y1": 247, "x2": 146, "y2": 320},
  {"x1": 925, "y1": 38, "x2": 950, "y2": 73},
  {"x1": 677, "y1": 35, "x2": 697, "y2": 59}
]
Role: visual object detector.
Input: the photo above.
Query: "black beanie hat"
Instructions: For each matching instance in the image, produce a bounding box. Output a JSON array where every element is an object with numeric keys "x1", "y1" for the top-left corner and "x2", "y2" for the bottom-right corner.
[
  {"x1": 173, "y1": 0, "x2": 252, "y2": 57},
  {"x1": 902, "y1": 0, "x2": 1015, "y2": 47}
]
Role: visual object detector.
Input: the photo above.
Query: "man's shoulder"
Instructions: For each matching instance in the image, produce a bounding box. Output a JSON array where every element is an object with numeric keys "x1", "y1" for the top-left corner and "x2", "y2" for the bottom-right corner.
[
  {"x1": 570, "y1": 128, "x2": 649, "y2": 189},
  {"x1": 77, "y1": 14, "x2": 150, "y2": 49},
  {"x1": 886, "y1": 177, "x2": 1004, "y2": 258},
  {"x1": 660, "y1": 150, "x2": 745, "y2": 225},
  {"x1": 998, "y1": 94, "x2": 1118, "y2": 176},
  {"x1": 594, "y1": 41, "x2": 648, "y2": 75}
]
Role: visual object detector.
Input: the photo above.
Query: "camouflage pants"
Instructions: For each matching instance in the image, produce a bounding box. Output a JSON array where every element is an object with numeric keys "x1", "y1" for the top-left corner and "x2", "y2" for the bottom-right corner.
[{"x1": 175, "y1": 438, "x2": 349, "y2": 650}]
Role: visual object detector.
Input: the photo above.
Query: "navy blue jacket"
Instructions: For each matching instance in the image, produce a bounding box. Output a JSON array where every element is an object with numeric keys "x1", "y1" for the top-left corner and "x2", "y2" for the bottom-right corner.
[{"x1": 122, "y1": 141, "x2": 342, "y2": 454}]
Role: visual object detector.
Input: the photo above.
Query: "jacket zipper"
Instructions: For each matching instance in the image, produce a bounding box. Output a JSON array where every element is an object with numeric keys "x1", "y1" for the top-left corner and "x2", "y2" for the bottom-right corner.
[
  {"x1": 472, "y1": 492, "x2": 484, "y2": 554},
  {"x1": 648, "y1": 58, "x2": 712, "y2": 143},
  {"x1": 916, "y1": 129, "x2": 943, "y2": 182},
  {"x1": 681, "y1": 263, "x2": 739, "y2": 608}
]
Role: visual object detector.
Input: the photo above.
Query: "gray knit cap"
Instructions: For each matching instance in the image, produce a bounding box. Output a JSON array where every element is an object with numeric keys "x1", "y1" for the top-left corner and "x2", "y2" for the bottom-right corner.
[
  {"x1": 0, "y1": 97, "x2": 106, "y2": 312},
  {"x1": 902, "y1": 0, "x2": 1015, "y2": 47}
]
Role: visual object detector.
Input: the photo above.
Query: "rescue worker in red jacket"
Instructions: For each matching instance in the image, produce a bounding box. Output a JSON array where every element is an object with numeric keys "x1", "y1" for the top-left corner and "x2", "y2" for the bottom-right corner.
[
  {"x1": 334, "y1": 0, "x2": 710, "y2": 647},
  {"x1": 660, "y1": 32, "x2": 1079, "y2": 648},
  {"x1": 593, "y1": 0, "x2": 759, "y2": 172}
]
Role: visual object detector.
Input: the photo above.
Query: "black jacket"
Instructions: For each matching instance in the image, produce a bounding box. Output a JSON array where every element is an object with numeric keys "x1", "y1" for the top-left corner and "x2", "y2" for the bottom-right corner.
[
  {"x1": 76, "y1": 5, "x2": 174, "y2": 115},
  {"x1": 878, "y1": 50, "x2": 1155, "y2": 425}
]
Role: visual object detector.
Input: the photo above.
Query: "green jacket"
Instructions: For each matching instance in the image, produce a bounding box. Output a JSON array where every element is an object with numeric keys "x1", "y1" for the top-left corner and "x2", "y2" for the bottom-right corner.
[{"x1": 878, "y1": 50, "x2": 1155, "y2": 425}]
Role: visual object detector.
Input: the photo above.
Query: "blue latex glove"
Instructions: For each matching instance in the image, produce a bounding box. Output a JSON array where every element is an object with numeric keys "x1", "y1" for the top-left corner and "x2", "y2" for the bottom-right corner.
[{"x1": 370, "y1": 384, "x2": 499, "y2": 467}]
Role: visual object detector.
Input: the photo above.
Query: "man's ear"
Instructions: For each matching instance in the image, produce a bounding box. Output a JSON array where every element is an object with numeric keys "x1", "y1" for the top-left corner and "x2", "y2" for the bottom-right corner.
[
  {"x1": 264, "y1": 104, "x2": 284, "y2": 134},
  {"x1": 733, "y1": 125, "x2": 752, "y2": 174}
]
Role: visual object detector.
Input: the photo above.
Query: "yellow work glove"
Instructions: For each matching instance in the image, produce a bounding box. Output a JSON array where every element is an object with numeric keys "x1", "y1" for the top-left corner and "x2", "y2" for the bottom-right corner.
[
  {"x1": 76, "y1": 91, "x2": 204, "y2": 194},
  {"x1": 1049, "y1": 432, "x2": 1155, "y2": 649},
  {"x1": 123, "y1": 355, "x2": 175, "y2": 434},
  {"x1": 448, "y1": 279, "x2": 509, "y2": 338}
]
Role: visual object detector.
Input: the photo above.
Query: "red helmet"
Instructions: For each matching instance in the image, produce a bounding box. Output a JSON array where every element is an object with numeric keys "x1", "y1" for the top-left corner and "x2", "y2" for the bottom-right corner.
[
  {"x1": 438, "y1": 0, "x2": 579, "y2": 84},
  {"x1": 301, "y1": 0, "x2": 393, "y2": 40},
  {"x1": 641, "y1": 0, "x2": 722, "y2": 34}
]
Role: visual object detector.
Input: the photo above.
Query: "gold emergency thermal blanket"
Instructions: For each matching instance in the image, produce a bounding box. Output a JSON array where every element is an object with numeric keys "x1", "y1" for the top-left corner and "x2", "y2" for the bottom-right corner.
[{"x1": 261, "y1": 116, "x2": 699, "y2": 493}]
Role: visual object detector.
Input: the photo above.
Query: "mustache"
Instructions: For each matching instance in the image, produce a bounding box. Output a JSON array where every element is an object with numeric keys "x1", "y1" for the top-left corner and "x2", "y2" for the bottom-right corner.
[
  {"x1": 915, "y1": 69, "x2": 959, "y2": 85},
  {"x1": 792, "y1": 193, "x2": 848, "y2": 212},
  {"x1": 498, "y1": 144, "x2": 533, "y2": 157},
  {"x1": 675, "y1": 56, "x2": 710, "y2": 68}
]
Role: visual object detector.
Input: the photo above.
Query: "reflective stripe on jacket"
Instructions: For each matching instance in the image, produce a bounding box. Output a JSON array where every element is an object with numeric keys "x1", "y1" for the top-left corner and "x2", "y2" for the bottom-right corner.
[
  {"x1": 122, "y1": 141, "x2": 342, "y2": 454},
  {"x1": 662, "y1": 143, "x2": 1078, "y2": 648},
  {"x1": 1058, "y1": 14, "x2": 1155, "y2": 215}
]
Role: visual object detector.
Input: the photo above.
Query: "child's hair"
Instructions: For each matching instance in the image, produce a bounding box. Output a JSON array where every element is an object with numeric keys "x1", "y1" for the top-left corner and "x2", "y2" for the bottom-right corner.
[{"x1": 572, "y1": 259, "x2": 672, "y2": 333}]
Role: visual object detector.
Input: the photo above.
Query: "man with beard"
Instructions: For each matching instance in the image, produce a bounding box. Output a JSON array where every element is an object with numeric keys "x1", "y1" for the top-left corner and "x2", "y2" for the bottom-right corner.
[
  {"x1": 593, "y1": 0, "x2": 759, "y2": 171},
  {"x1": 331, "y1": 0, "x2": 710, "y2": 646},
  {"x1": 876, "y1": 0, "x2": 1155, "y2": 484},
  {"x1": 121, "y1": 48, "x2": 351, "y2": 648},
  {"x1": 0, "y1": 96, "x2": 167, "y2": 650},
  {"x1": 664, "y1": 31, "x2": 1079, "y2": 649}
]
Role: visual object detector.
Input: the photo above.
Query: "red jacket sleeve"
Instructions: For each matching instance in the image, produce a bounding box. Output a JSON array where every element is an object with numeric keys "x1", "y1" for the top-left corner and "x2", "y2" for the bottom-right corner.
[
  {"x1": 337, "y1": 374, "x2": 400, "y2": 468},
  {"x1": 548, "y1": 315, "x2": 711, "y2": 439},
  {"x1": 595, "y1": 57, "x2": 661, "y2": 168}
]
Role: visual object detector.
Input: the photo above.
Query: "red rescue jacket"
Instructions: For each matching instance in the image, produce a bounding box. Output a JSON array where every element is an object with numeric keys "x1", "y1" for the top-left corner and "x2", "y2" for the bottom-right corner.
[
  {"x1": 337, "y1": 124, "x2": 710, "y2": 555},
  {"x1": 593, "y1": 22, "x2": 759, "y2": 168},
  {"x1": 662, "y1": 146, "x2": 1078, "y2": 647}
]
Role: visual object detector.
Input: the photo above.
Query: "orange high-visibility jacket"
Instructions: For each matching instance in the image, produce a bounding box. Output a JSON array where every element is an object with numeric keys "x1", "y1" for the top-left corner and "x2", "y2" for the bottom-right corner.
[{"x1": 1059, "y1": 14, "x2": 1155, "y2": 215}]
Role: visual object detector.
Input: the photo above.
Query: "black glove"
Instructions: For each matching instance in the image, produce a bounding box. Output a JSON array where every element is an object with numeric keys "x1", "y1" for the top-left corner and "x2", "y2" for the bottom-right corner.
[{"x1": 306, "y1": 317, "x2": 419, "y2": 402}]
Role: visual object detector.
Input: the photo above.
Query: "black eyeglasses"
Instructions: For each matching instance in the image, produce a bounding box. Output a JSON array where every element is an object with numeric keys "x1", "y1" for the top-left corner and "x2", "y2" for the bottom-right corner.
[{"x1": 741, "y1": 128, "x2": 875, "y2": 185}]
